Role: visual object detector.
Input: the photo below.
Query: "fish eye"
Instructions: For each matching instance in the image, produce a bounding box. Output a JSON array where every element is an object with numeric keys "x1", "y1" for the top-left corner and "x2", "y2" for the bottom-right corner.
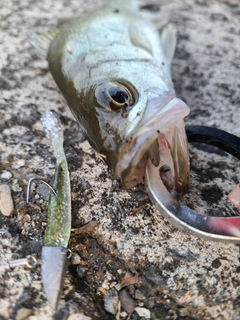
[
  {"x1": 95, "y1": 82, "x2": 136, "y2": 111},
  {"x1": 108, "y1": 87, "x2": 129, "y2": 109}
]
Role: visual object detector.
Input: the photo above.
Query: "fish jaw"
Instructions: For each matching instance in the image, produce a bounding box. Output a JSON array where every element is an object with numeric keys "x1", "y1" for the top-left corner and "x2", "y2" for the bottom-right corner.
[{"x1": 115, "y1": 97, "x2": 190, "y2": 194}]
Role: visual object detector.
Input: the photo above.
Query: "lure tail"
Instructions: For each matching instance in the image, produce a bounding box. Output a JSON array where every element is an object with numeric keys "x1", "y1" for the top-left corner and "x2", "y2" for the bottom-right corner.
[{"x1": 41, "y1": 111, "x2": 64, "y2": 161}]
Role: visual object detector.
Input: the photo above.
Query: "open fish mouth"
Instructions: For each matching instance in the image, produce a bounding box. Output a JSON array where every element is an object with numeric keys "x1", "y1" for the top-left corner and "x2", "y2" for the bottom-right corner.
[{"x1": 115, "y1": 97, "x2": 190, "y2": 194}]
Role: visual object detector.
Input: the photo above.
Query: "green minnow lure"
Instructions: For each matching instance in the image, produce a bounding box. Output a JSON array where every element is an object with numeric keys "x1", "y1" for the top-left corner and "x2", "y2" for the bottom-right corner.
[
  {"x1": 40, "y1": 111, "x2": 71, "y2": 309},
  {"x1": 41, "y1": 111, "x2": 71, "y2": 247}
]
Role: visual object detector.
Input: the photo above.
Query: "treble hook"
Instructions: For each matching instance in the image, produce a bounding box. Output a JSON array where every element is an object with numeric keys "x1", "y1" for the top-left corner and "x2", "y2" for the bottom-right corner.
[
  {"x1": 145, "y1": 125, "x2": 240, "y2": 243},
  {"x1": 27, "y1": 177, "x2": 57, "y2": 203}
]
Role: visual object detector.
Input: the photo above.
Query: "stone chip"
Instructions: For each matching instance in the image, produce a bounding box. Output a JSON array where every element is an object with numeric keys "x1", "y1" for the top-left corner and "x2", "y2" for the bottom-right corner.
[
  {"x1": 135, "y1": 307, "x2": 151, "y2": 319},
  {"x1": 0, "y1": 184, "x2": 14, "y2": 216}
]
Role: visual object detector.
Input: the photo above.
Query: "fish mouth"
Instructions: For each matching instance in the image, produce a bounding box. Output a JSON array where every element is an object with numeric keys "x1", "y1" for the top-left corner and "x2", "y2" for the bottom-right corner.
[{"x1": 115, "y1": 97, "x2": 190, "y2": 195}]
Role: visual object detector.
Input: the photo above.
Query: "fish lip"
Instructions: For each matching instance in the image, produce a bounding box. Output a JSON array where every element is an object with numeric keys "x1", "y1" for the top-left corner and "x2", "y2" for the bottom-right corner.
[{"x1": 115, "y1": 97, "x2": 190, "y2": 192}]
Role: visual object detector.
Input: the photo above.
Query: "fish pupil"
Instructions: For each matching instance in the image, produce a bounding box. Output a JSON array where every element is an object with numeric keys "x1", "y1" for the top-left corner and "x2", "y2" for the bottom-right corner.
[{"x1": 108, "y1": 87, "x2": 128, "y2": 105}]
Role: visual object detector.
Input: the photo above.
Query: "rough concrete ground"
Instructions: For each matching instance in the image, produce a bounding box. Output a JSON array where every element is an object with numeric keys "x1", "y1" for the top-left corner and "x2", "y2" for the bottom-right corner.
[{"x1": 0, "y1": 0, "x2": 240, "y2": 319}]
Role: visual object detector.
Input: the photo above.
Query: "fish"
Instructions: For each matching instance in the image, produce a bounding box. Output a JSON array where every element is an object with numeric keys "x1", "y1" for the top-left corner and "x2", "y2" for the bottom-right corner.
[{"x1": 31, "y1": 0, "x2": 190, "y2": 196}]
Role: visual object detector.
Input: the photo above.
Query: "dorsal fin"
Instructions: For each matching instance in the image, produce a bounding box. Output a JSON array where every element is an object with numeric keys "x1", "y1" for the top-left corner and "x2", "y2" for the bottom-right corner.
[
  {"x1": 29, "y1": 28, "x2": 60, "y2": 59},
  {"x1": 160, "y1": 24, "x2": 177, "y2": 62}
]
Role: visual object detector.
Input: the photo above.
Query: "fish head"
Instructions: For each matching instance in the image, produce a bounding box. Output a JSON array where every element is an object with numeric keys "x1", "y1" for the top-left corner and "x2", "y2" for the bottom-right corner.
[{"x1": 78, "y1": 60, "x2": 190, "y2": 195}]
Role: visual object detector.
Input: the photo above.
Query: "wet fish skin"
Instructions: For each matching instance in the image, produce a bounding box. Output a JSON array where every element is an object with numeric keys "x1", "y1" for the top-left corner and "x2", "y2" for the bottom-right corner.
[
  {"x1": 47, "y1": 5, "x2": 173, "y2": 153},
  {"x1": 32, "y1": 1, "x2": 190, "y2": 192}
]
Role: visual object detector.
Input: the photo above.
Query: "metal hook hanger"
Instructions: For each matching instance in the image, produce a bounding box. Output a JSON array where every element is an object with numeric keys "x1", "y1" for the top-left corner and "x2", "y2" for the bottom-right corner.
[
  {"x1": 26, "y1": 177, "x2": 57, "y2": 203},
  {"x1": 145, "y1": 125, "x2": 240, "y2": 242}
]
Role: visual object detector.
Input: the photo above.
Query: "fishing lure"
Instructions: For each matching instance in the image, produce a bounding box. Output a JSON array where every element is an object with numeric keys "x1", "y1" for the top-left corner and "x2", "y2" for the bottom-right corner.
[
  {"x1": 41, "y1": 111, "x2": 71, "y2": 309},
  {"x1": 27, "y1": 111, "x2": 71, "y2": 309}
]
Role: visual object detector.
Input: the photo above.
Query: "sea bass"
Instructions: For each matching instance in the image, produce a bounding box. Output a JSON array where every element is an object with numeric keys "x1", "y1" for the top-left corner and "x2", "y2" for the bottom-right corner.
[{"x1": 32, "y1": 1, "x2": 190, "y2": 195}]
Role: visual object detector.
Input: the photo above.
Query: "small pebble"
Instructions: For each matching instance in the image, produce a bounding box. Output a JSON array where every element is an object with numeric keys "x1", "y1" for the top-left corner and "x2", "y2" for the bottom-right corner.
[
  {"x1": 115, "y1": 283, "x2": 121, "y2": 291},
  {"x1": 104, "y1": 288, "x2": 119, "y2": 315},
  {"x1": 106, "y1": 271, "x2": 113, "y2": 280},
  {"x1": 31, "y1": 204, "x2": 41, "y2": 211},
  {"x1": 0, "y1": 170, "x2": 12, "y2": 180},
  {"x1": 135, "y1": 289, "x2": 146, "y2": 300},
  {"x1": 120, "y1": 311, "x2": 128, "y2": 318},
  {"x1": 28, "y1": 149, "x2": 36, "y2": 156},
  {"x1": 110, "y1": 281, "x2": 117, "y2": 288},
  {"x1": 102, "y1": 279, "x2": 110, "y2": 290},
  {"x1": 16, "y1": 307, "x2": 33, "y2": 320},
  {"x1": 76, "y1": 265, "x2": 88, "y2": 278},
  {"x1": 145, "y1": 298, "x2": 155, "y2": 309},
  {"x1": 23, "y1": 214, "x2": 31, "y2": 223},
  {"x1": 212, "y1": 258, "x2": 221, "y2": 269},
  {"x1": 135, "y1": 307, "x2": 151, "y2": 319},
  {"x1": 71, "y1": 253, "x2": 82, "y2": 265},
  {"x1": 98, "y1": 287, "x2": 107, "y2": 295},
  {"x1": 119, "y1": 289, "x2": 135, "y2": 314},
  {"x1": 13, "y1": 159, "x2": 25, "y2": 169},
  {"x1": 12, "y1": 184, "x2": 22, "y2": 192},
  {"x1": 0, "y1": 184, "x2": 14, "y2": 216}
]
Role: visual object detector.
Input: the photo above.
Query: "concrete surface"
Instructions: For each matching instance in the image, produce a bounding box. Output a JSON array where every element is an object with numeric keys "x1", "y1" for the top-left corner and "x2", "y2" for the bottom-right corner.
[{"x1": 0, "y1": 0, "x2": 240, "y2": 319}]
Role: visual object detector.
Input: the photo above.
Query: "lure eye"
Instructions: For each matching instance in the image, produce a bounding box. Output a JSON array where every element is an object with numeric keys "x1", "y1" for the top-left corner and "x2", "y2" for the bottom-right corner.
[{"x1": 95, "y1": 81, "x2": 136, "y2": 111}]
